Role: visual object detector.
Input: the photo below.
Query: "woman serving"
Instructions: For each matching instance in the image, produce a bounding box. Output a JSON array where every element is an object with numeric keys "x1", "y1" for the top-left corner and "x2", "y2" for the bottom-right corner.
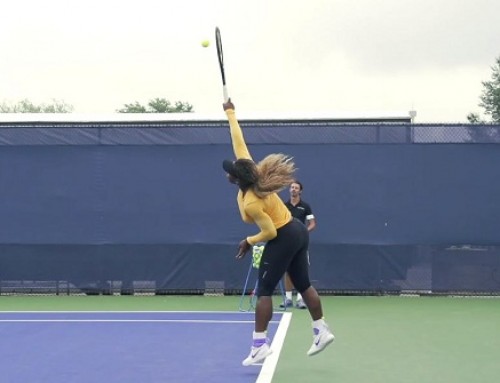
[{"x1": 222, "y1": 99, "x2": 334, "y2": 366}]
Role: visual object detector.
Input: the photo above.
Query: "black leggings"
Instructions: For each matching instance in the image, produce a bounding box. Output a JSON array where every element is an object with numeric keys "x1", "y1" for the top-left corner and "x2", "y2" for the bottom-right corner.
[{"x1": 257, "y1": 218, "x2": 311, "y2": 297}]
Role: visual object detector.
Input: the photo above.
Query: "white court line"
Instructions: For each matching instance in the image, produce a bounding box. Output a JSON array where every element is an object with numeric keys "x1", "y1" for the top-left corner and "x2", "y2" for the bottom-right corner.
[
  {"x1": 0, "y1": 310, "x2": 268, "y2": 314},
  {"x1": 0, "y1": 319, "x2": 280, "y2": 324},
  {"x1": 0, "y1": 311, "x2": 282, "y2": 324},
  {"x1": 256, "y1": 312, "x2": 292, "y2": 383}
]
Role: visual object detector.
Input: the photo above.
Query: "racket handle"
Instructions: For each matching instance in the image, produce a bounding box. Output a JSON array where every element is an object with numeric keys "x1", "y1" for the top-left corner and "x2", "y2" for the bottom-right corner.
[{"x1": 223, "y1": 86, "x2": 229, "y2": 102}]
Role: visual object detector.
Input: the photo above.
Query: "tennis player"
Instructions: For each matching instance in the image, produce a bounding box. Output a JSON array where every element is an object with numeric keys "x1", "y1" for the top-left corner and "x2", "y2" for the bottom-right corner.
[{"x1": 221, "y1": 99, "x2": 334, "y2": 366}]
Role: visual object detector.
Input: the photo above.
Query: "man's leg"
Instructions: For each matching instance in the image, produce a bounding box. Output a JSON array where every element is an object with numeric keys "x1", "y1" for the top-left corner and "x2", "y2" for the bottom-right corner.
[{"x1": 280, "y1": 272, "x2": 294, "y2": 308}]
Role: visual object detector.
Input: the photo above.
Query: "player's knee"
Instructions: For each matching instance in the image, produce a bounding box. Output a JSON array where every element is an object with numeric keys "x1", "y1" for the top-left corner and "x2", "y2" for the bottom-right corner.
[
  {"x1": 294, "y1": 281, "x2": 311, "y2": 294},
  {"x1": 257, "y1": 282, "x2": 275, "y2": 297}
]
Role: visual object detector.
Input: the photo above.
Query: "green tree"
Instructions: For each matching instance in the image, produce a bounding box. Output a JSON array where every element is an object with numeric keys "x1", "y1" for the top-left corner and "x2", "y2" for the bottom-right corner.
[
  {"x1": 0, "y1": 99, "x2": 74, "y2": 113},
  {"x1": 467, "y1": 55, "x2": 500, "y2": 123},
  {"x1": 117, "y1": 101, "x2": 147, "y2": 113},
  {"x1": 117, "y1": 98, "x2": 193, "y2": 113},
  {"x1": 466, "y1": 55, "x2": 500, "y2": 142}
]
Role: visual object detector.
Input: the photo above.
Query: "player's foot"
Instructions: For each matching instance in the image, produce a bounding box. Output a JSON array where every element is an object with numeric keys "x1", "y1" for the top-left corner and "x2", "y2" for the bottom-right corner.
[
  {"x1": 279, "y1": 299, "x2": 293, "y2": 308},
  {"x1": 242, "y1": 342, "x2": 272, "y2": 366},
  {"x1": 307, "y1": 324, "x2": 335, "y2": 356},
  {"x1": 295, "y1": 299, "x2": 307, "y2": 309}
]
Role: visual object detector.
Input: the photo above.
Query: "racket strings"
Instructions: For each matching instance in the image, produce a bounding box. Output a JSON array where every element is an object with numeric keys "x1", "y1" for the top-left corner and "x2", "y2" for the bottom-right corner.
[{"x1": 215, "y1": 27, "x2": 226, "y2": 85}]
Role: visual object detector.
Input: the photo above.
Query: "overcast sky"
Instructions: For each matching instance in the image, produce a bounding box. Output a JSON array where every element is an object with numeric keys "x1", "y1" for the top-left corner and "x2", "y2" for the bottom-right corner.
[{"x1": 1, "y1": 0, "x2": 499, "y2": 122}]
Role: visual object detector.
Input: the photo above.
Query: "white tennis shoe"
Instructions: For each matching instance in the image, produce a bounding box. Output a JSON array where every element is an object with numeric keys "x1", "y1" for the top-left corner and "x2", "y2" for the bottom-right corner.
[
  {"x1": 307, "y1": 324, "x2": 335, "y2": 356},
  {"x1": 242, "y1": 342, "x2": 272, "y2": 366}
]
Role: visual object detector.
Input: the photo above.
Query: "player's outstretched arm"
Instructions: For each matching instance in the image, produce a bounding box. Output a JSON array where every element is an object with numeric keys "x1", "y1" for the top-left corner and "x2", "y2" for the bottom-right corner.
[{"x1": 223, "y1": 100, "x2": 252, "y2": 160}]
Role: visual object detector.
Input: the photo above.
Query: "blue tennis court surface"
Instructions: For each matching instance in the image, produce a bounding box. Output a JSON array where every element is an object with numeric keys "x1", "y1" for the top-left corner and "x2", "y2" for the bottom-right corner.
[{"x1": 0, "y1": 311, "x2": 290, "y2": 383}]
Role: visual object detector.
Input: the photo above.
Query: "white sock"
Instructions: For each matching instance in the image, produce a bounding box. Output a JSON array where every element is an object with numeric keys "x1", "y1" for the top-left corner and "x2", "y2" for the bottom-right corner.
[
  {"x1": 297, "y1": 293, "x2": 303, "y2": 301},
  {"x1": 312, "y1": 318, "x2": 327, "y2": 329},
  {"x1": 252, "y1": 331, "x2": 268, "y2": 347},
  {"x1": 253, "y1": 331, "x2": 267, "y2": 339},
  {"x1": 286, "y1": 291, "x2": 292, "y2": 300}
]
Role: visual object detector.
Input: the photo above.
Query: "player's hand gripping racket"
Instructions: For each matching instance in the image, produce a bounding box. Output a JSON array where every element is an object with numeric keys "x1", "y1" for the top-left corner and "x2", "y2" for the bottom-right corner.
[{"x1": 215, "y1": 26, "x2": 229, "y2": 102}]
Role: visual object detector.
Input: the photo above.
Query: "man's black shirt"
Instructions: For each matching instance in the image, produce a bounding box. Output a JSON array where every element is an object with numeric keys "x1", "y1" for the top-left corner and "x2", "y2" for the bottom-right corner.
[{"x1": 285, "y1": 199, "x2": 313, "y2": 224}]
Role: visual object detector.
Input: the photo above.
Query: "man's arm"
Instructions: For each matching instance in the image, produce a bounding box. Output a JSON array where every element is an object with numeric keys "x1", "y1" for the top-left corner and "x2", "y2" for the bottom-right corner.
[
  {"x1": 305, "y1": 203, "x2": 316, "y2": 232},
  {"x1": 306, "y1": 217, "x2": 316, "y2": 232}
]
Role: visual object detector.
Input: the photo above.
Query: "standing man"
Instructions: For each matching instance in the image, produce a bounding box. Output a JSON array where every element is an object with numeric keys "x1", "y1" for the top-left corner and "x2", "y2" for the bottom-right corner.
[{"x1": 283, "y1": 181, "x2": 316, "y2": 309}]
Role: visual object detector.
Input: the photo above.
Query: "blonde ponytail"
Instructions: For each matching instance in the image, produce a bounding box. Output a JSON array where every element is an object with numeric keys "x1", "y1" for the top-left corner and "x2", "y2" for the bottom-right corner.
[{"x1": 253, "y1": 153, "x2": 296, "y2": 197}]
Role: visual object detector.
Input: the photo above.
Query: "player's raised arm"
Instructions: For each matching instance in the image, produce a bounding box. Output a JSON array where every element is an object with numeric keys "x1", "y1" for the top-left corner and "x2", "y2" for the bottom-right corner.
[{"x1": 223, "y1": 100, "x2": 252, "y2": 160}]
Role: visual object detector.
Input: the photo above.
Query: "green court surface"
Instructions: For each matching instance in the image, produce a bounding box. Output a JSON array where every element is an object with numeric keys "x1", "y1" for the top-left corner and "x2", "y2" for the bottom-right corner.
[{"x1": 2, "y1": 295, "x2": 499, "y2": 383}]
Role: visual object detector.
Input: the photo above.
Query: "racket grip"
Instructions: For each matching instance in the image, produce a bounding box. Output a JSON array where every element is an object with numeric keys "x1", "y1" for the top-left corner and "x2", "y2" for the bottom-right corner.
[{"x1": 223, "y1": 86, "x2": 229, "y2": 102}]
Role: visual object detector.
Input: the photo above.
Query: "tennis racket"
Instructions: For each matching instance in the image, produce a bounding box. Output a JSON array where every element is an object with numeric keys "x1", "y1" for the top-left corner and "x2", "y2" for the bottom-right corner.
[{"x1": 215, "y1": 26, "x2": 229, "y2": 102}]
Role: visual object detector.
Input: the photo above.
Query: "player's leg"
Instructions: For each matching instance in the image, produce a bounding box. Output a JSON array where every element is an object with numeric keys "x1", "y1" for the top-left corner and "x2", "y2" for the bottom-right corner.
[
  {"x1": 287, "y1": 224, "x2": 335, "y2": 356},
  {"x1": 287, "y1": 249, "x2": 322, "y2": 319},
  {"x1": 242, "y1": 236, "x2": 292, "y2": 366},
  {"x1": 295, "y1": 250, "x2": 310, "y2": 309}
]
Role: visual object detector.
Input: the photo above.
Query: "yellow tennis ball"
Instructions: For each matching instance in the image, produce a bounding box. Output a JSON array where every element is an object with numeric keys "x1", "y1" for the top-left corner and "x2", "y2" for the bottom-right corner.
[{"x1": 201, "y1": 40, "x2": 210, "y2": 48}]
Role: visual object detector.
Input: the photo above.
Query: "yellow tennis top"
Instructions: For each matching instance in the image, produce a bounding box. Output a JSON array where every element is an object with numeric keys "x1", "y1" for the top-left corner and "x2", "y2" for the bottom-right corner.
[{"x1": 226, "y1": 109, "x2": 292, "y2": 245}]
